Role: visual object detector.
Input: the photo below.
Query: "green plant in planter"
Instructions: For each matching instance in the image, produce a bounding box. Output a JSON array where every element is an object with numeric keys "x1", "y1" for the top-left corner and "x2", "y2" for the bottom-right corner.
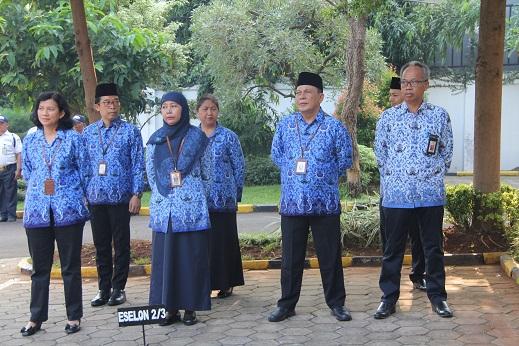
[
  {"x1": 445, "y1": 184, "x2": 474, "y2": 232},
  {"x1": 340, "y1": 203, "x2": 381, "y2": 248}
]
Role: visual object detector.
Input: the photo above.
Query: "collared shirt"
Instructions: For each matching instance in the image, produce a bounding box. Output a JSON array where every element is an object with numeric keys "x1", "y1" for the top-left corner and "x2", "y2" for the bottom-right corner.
[
  {"x1": 271, "y1": 108, "x2": 353, "y2": 216},
  {"x1": 146, "y1": 126, "x2": 212, "y2": 233},
  {"x1": 22, "y1": 129, "x2": 89, "y2": 228},
  {"x1": 203, "y1": 125, "x2": 245, "y2": 212},
  {"x1": 375, "y1": 101, "x2": 453, "y2": 208},
  {"x1": 83, "y1": 117, "x2": 145, "y2": 205},
  {"x1": 0, "y1": 130, "x2": 22, "y2": 165}
]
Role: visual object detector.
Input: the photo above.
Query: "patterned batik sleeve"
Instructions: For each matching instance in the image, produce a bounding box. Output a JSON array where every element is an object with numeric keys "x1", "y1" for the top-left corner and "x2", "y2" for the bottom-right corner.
[
  {"x1": 228, "y1": 131, "x2": 245, "y2": 202},
  {"x1": 440, "y1": 111, "x2": 454, "y2": 171},
  {"x1": 21, "y1": 136, "x2": 32, "y2": 182},
  {"x1": 336, "y1": 121, "x2": 353, "y2": 174},
  {"x1": 145, "y1": 144, "x2": 158, "y2": 195},
  {"x1": 74, "y1": 133, "x2": 89, "y2": 196},
  {"x1": 270, "y1": 121, "x2": 284, "y2": 168},
  {"x1": 374, "y1": 112, "x2": 388, "y2": 172},
  {"x1": 201, "y1": 143, "x2": 213, "y2": 198},
  {"x1": 131, "y1": 126, "x2": 145, "y2": 196}
]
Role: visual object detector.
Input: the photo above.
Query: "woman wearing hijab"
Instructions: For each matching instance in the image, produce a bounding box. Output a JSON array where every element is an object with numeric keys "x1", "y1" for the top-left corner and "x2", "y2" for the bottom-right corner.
[
  {"x1": 196, "y1": 94, "x2": 245, "y2": 298},
  {"x1": 147, "y1": 91, "x2": 211, "y2": 326}
]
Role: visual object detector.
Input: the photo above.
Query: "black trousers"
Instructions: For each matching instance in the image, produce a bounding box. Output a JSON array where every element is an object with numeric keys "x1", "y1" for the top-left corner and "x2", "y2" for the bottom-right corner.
[
  {"x1": 26, "y1": 223, "x2": 84, "y2": 322},
  {"x1": 0, "y1": 164, "x2": 17, "y2": 220},
  {"x1": 90, "y1": 204, "x2": 130, "y2": 292},
  {"x1": 277, "y1": 215, "x2": 345, "y2": 310},
  {"x1": 379, "y1": 201, "x2": 425, "y2": 282},
  {"x1": 379, "y1": 206, "x2": 447, "y2": 305}
]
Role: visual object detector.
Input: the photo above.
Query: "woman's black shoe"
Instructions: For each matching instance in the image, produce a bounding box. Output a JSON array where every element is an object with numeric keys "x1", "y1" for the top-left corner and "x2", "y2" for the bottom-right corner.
[
  {"x1": 183, "y1": 310, "x2": 198, "y2": 326},
  {"x1": 65, "y1": 321, "x2": 81, "y2": 334},
  {"x1": 20, "y1": 321, "x2": 42, "y2": 337},
  {"x1": 159, "y1": 311, "x2": 181, "y2": 326},
  {"x1": 217, "y1": 287, "x2": 233, "y2": 298}
]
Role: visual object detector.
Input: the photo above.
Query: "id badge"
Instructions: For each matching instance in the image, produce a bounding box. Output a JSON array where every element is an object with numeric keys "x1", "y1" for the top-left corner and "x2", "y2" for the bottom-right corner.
[
  {"x1": 44, "y1": 178, "x2": 55, "y2": 195},
  {"x1": 427, "y1": 134, "x2": 439, "y2": 155},
  {"x1": 170, "y1": 171, "x2": 182, "y2": 187},
  {"x1": 98, "y1": 160, "x2": 107, "y2": 176},
  {"x1": 295, "y1": 159, "x2": 308, "y2": 175}
]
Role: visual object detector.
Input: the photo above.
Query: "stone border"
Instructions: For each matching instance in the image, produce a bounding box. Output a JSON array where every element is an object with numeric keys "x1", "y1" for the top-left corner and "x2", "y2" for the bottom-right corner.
[
  {"x1": 500, "y1": 254, "x2": 519, "y2": 285},
  {"x1": 18, "y1": 252, "x2": 505, "y2": 279}
]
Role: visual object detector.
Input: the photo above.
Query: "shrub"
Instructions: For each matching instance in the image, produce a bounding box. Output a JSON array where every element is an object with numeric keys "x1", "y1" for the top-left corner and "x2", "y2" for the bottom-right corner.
[
  {"x1": 445, "y1": 184, "x2": 474, "y2": 232},
  {"x1": 340, "y1": 202, "x2": 381, "y2": 248},
  {"x1": 358, "y1": 144, "x2": 380, "y2": 189},
  {"x1": 245, "y1": 155, "x2": 280, "y2": 186}
]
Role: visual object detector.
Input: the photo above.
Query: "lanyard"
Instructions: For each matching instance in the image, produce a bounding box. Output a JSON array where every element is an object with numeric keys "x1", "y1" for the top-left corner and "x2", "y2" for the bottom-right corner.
[
  {"x1": 166, "y1": 136, "x2": 186, "y2": 171},
  {"x1": 295, "y1": 117, "x2": 322, "y2": 158},
  {"x1": 97, "y1": 123, "x2": 120, "y2": 156},
  {"x1": 41, "y1": 138, "x2": 62, "y2": 177}
]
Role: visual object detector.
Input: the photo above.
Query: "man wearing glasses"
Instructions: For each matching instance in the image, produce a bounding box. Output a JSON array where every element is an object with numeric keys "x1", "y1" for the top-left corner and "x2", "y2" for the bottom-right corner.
[
  {"x1": 84, "y1": 83, "x2": 145, "y2": 307},
  {"x1": 374, "y1": 61, "x2": 454, "y2": 319}
]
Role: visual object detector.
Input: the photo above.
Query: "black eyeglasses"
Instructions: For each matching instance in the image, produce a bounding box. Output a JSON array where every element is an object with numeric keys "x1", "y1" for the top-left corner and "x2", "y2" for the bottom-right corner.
[{"x1": 401, "y1": 79, "x2": 428, "y2": 87}]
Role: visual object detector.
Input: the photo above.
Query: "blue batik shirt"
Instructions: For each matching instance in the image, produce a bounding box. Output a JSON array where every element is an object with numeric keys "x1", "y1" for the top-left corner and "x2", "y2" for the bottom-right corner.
[
  {"x1": 22, "y1": 129, "x2": 89, "y2": 228},
  {"x1": 375, "y1": 101, "x2": 453, "y2": 208},
  {"x1": 146, "y1": 126, "x2": 212, "y2": 233},
  {"x1": 271, "y1": 108, "x2": 353, "y2": 216},
  {"x1": 83, "y1": 117, "x2": 145, "y2": 205},
  {"x1": 203, "y1": 125, "x2": 245, "y2": 212}
]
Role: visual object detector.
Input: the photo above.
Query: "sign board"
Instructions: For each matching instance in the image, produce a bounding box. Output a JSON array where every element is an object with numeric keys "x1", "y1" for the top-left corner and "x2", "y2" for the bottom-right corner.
[{"x1": 117, "y1": 305, "x2": 167, "y2": 327}]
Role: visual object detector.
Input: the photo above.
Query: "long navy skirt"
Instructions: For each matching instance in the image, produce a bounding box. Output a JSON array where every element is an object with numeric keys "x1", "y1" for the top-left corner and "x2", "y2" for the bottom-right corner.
[
  {"x1": 209, "y1": 212, "x2": 244, "y2": 290},
  {"x1": 149, "y1": 230, "x2": 211, "y2": 311}
]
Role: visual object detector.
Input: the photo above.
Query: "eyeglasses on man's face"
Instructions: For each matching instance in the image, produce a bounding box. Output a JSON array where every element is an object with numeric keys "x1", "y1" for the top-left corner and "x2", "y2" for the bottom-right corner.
[
  {"x1": 401, "y1": 79, "x2": 428, "y2": 88},
  {"x1": 100, "y1": 99, "x2": 120, "y2": 107}
]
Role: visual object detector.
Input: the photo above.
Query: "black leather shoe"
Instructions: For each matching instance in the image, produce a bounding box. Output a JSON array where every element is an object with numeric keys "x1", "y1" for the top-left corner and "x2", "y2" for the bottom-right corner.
[
  {"x1": 412, "y1": 278, "x2": 427, "y2": 291},
  {"x1": 374, "y1": 301, "x2": 396, "y2": 319},
  {"x1": 268, "y1": 306, "x2": 295, "y2": 322},
  {"x1": 432, "y1": 300, "x2": 453, "y2": 318},
  {"x1": 330, "y1": 306, "x2": 352, "y2": 321},
  {"x1": 91, "y1": 290, "x2": 110, "y2": 307},
  {"x1": 217, "y1": 287, "x2": 233, "y2": 299},
  {"x1": 107, "y1": 289, "x2": 126, "y2": 306},
  {"x1": 20, "y1": 321, "x2": 42, "y2": 337},
  {"x1": 0, "y1": 218, "x2": 7, "y2": 222},
  {"x1": 65, "y1": 321, "x2": 81, "y2": 334},
  {"x1": 183, "y1": 310, "x2": 198, "y2": 326},
  {"x1": 159, "y1": 311, "x2": 181, "y2": 326}
]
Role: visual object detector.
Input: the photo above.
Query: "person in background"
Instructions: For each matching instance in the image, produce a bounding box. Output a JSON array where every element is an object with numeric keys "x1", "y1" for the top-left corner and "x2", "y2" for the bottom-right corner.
[
  {"x1": 20, "y1": 92, "x2": 88, "y2": 336},
  {"x1": 0, "y1": 114, "x2": 22, "y2": 222},
  {"x1": 197, "y1": 94, "x2": 245, "y2": 298},
  {"x1": 147, "y1": 91, "x2": 211, "y2": 326},
  {"x1": 83, "y1": 83, "x2": 145, "y2": 308},
  {"x1": 72, "y1": 114, "x2": 87, "y2": 133},
  {"x1": 374, "y1": 61, "x2": 454, "y2": 319},
  {"x1": 269, "y1": 72, "x2": 353, "y2": 322},
  {"x1": 379, "y1": 77, "x2": 427, "y2": 292}
]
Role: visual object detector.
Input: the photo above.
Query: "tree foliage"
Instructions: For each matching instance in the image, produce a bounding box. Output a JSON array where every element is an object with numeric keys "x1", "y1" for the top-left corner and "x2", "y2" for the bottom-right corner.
[{"x1": 0, "y1": 0, "x2": 186, "y2": 121}]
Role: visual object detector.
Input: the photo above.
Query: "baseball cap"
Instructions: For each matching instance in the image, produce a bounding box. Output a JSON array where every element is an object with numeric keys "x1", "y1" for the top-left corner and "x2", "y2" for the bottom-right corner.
[
  {"x1": 0, "y1": 115, "x2": 8, "y2": 123},
  {"x1": 72, "y1": 114, "x2": 87, "y2": 124}
]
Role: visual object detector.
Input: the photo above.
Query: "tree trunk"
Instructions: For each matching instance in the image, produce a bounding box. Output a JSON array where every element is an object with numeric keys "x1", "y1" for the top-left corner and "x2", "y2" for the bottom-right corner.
[
  {"x1": 472, "y1": 0, "x2": 505, "y2": 231},
  {"x1": 339, "y1": 16, "x2": 367, "y2": 197},
  {"x1": 70, "y1": 0, "x2": 98, "y2": 122}
]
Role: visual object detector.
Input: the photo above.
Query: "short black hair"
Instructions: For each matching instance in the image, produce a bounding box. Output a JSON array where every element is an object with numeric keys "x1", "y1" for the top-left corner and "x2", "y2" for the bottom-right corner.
[{"x1": 31, "y1": 91, "x2": 73, "y2": 130}]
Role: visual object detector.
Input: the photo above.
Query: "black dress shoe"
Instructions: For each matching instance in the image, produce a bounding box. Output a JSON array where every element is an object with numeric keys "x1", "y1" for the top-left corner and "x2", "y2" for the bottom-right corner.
[
  {"x1": 412, "y1": 278, "x2": 427, "y2": 291},
  {"x1": 374, "y1": 301, "x2": 396, "y2": 319},
  {"x1": 268, "y1": 306, "x2": 295, "y2": 322},
  {"x1": 330, "y1": 306, "x2": 352, "y2": 321},
  {"x1": 159, "y1": 311, "x2": 181, "y2": 326},
  {"x1": 217, "y1": 287, "x2": 233, "y2": 299},
  {"x1": 20, "y1": 321, "x2": 42, "y2": 337},
  {"x1": 107, "y1": 289, "x2": 126, "y2": 306},
  {"x1": 183, "y1": 310, "x2": 198, "y2": 326},
  {"x1": 432, "y1": 300, "x2": 453, "y2": 318},
  {"x1": 91, "y1": 290, "x2": 110, "y2": 307},
  {"x1": 65, "y1": 321, "x2": 81, "y2": 334},
  {"x1": 0, "y1": 218, "x2": 7, "y2": 222}
]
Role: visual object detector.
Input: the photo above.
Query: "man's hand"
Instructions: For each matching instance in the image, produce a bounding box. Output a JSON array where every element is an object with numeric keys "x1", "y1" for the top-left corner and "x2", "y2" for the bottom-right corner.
[
  {"x1": 129, "y1": 195, "x2": 141, "y2": 215},
  {"x1": 14, "y1": 168, "x2": 21, "y2": 180}
]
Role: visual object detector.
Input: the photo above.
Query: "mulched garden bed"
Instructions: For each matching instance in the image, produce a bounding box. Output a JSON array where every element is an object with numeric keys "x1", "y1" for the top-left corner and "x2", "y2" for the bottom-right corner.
[{"x1": 77, "y1": 227, "x2": 509, "y2": 266}]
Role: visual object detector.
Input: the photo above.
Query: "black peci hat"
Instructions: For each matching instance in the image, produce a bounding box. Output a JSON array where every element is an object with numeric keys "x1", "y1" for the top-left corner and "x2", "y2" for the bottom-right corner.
[
  {"x1": 390, "y1": 77, "x2": 401, "y2": 90},
  {"x1": 95, "y1": 83, "x2": 118, "y2": 98},
  {"x1": 296, "y1": 72, "x2": 323, "y2": 91}
]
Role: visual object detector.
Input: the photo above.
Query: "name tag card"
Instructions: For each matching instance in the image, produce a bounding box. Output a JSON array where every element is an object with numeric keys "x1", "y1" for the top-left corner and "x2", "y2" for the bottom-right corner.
[
  {"x1": 295, "y1": 159, "x2": 308, "y2": 175},
  {"x1": 427, "y1": 134, "x2": 439, "y2": 155},
  {"x1": 44, "y1": 178, "x2": 55, "y2": 195},
  {"x1": 117, "y1": 305, "x2": 166, "y2": 327},
  {"x1": 170, "y1": 170, "x2": 182, "y2": 187},
  {"x1": 98, "y1": 160, "x2": 107, "y2": 176}
]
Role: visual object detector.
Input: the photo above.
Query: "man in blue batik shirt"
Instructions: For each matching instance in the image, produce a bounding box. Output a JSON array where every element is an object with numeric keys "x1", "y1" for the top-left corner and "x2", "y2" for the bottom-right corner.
[
  {"x1": 84, "y1": 83, "x2": 145, "y2": 307},
  {"x1": 268, "y1": 72, "x2": 353, "y2": 323},
  {"x1": 374, "y1": 61, "x2": 454, "y2": 320}
]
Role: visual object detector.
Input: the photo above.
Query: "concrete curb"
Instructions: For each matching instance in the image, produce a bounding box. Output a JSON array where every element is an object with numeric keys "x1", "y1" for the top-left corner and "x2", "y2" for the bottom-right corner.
[
  {"x1": 500, "y1": 254, "x2": 519, "y2": 285},
  {"x1": 18, "y1": 252, "x2": 506, "y2": 279},
  {"x1": 457, "y1": 171, "x2": 519, "y2": 176}
]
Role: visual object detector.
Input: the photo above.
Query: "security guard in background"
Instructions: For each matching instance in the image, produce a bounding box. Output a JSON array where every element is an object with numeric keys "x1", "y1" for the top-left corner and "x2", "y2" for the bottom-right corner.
[{"x1": 0, "y1": 115, "x2": 22, "y2": 222}]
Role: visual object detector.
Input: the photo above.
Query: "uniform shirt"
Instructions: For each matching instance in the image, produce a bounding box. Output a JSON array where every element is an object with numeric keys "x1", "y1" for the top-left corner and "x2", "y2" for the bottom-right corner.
[
  {"x1": 375, "y1": 102, "x2": 453, "y2": 208},
  {"x1": 0, "y1": 130, "x2": 22, "y2": 165},
  {"x1": 83, "y1": 118, "x2": 145, "y2": 205},
  {"x1": 146, "y1": 126, "x2": 212, "y2": 233},
  {"x1": 203, "y1": 125, "x2": 245, "y2": 212},
  {"x1": 22, "y1": 129, "x2": 89, "y2": 228},
  {"x1": 271, "y1": 109, "x2": 353, "y2": 216}
]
